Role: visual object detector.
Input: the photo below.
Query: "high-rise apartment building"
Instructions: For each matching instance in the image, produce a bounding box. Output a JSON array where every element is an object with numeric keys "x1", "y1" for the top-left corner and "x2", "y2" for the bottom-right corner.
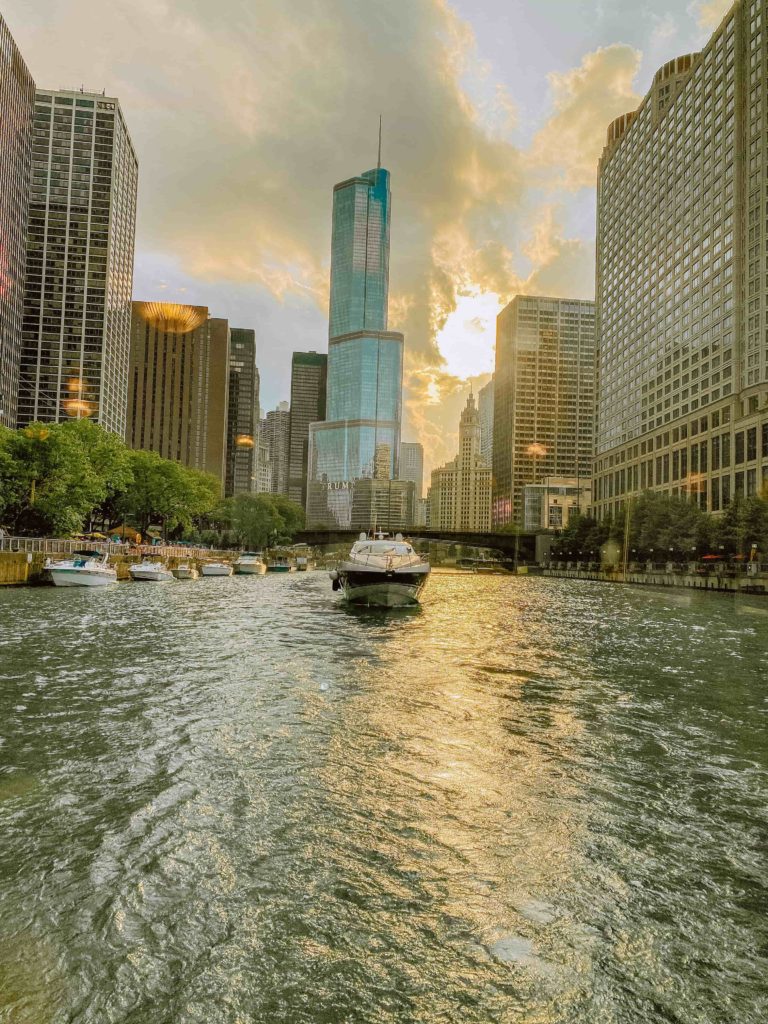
[
  {"x1": 18, "y1": 89, "x2": 138, "y2": 433},
  {"x1": 399, "y1": 441, "x2": 424, "y2": 499},
  {"x1": 307, "y1": 165, "x2": 404, "y2": 528},
  {"x1": 225, "y1": 328, "x2": 259, "y2": 496},
  {"x1": 493, "y1": 296, "x2": 595, "y2": 526},
  {"x1": 0, "y1": 14, "x2": 35, "y2": 428},
  {"x1": 429, "y1": 393, "x2": 492, "y2": 532},
  {"x1": 287, "y1": 351, "x2": 327, "y2": 506},
  {"x1": 594, "y1": 4, "x2": 768, "y2": 518},
  {"x1": 127, "y1": 303, "x2": 229, "y2": 485},
  {"x1": 478, "y1": 378, "x2": 494, "y2": 467},
  {"x1": 263, "y1": 401, "x2": 291, "y2": 495}
]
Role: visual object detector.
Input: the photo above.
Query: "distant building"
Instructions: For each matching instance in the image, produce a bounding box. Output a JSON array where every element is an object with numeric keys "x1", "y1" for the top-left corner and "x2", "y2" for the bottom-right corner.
[
  {"x1": 127, "y1": 302, "x2": 229, "y2": 486},
  {"x1": 287, "y1": 351, "x2": 327, "y2": 507},
  {"x1": 225, "y1": 328, "x2": 259, "y2": 496},
  {"x1": 19, "y1": 89, "x2": 138, "y2": 433},
  {"x1": 522, "y1": 477, "x2": 592, "y2": 531},
  {"x1": 429, "y1": 393, "x2": 492, "y2": 532},
  {"x1": 414, "y1": 496, "x2": 430, "y2": 528},
  {"x1": 263, "y1": 401, "x2": 290, "y2": 495},
  {"x1": 0, "y1": 14, "x2": 35, "y2": 428},
  {"x1": 307, "y1": 163, "x2": 404, "y2": 527},
  {"x1": 478, "y1": 378, "x2": 494, "y2": 467},
  {"x1": 399, "y1": 441, "x2": 424, "y2": 499},
  {"x1": 493, "y1": 296, "x2": 595, "y2": 527}
]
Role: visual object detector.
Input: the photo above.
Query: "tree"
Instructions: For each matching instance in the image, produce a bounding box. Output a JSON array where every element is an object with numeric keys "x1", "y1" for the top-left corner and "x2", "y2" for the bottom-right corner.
[
  {"x1": 229, "y1": 494, "x2": 282, "y2": 549},
  {"x1": 116, "y1": 451, "x2": 220, "y2": 537}
]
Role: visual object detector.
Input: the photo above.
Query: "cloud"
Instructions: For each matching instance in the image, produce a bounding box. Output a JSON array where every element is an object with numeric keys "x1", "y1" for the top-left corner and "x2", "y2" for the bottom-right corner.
[
  {"x1": 2, "y1": 2, "x2": 636, "y2": 476},
  {"x1": 528, "y1": 44, "x2": 642, "y2": 190},
  {"x1": 688, "y1": 0, "x2": 733, "y2": 30}
]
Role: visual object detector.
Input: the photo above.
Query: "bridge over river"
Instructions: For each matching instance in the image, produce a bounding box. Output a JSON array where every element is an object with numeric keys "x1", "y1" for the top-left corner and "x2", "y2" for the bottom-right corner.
[{"x1": 295, "y1": 528, "x2": 538, "y2": 561}]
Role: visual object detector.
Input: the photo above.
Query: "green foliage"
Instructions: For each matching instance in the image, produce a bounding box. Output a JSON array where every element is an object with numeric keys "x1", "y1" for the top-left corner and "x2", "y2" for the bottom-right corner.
[
  {"x1": 116, "y1": 450, "x2": 220, "y2": 535},
  {"x1": 553, "y1": 490, "x2": 768, "y2": 562},
  {"x1": 0, "y1": 421, "x2": 220, "y2": 538},
  {"x1": 228, "y1": 493, "x2": 305, "y2": 549}
]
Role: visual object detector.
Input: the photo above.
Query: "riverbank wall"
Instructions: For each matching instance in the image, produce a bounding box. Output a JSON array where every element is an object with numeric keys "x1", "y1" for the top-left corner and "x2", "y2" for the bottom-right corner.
[{"x1": 543, "y1": 565, "x2": 767, "y2": 595}]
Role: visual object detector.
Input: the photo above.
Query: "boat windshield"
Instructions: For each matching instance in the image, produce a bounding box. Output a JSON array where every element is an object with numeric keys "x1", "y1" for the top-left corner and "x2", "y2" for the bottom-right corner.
[{"x1": 352, "y1": 542, "x2": 414, "y2": 556}]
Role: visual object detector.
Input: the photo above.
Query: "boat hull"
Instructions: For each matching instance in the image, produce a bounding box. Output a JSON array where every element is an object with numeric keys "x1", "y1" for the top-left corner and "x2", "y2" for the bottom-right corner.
[
  {"x1": 173, "y1": 567, "x2": 199, "y2": 580},
  {"x1": 49, "y1": 568, "x2": 117, "y2": 587},
  {"x1": 201, "y1": 566, "x2": 233, "y2": 576},
  {"x1": 129, "y1": 568, "x2": 174, "y2": 582},
  {"x1": 340, "y1": 570, "x2": 429, "y2": 607},
  {"x1": 234, "y1": 563, "x2": 266, "y2": 575},
  {"x1": 267, "y1": 565, "x2": 295, "y2": 573}
]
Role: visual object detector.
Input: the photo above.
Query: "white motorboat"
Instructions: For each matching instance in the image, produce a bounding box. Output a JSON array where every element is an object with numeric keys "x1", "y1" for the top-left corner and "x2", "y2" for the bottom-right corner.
[
  {"x1": 331, "y1": 532, "x2": 430, "y2": 607},
  {"x1": 45, "y1": 550, "x2": 117, "y2": 588},
  {"x1": 173, "y1": 563, "x2": 199, "y2": 580},
  {"x1": 200, "y1": 562, "x2": 233, "y2": 577},
  {"x1": 129, "y1": 559, "x2": 174, "y2": 582},
  {"x1": 233, "y1": 552, "x2": 267, "y2": 575}
]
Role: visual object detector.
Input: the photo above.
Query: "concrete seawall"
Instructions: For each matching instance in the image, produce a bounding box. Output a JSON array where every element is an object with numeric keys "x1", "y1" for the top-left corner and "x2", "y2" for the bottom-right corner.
[
  {"x1": 543, "y1": 567, "x2": 767, "y2": 595},
  {"x1": 0, "y1": 551, "x2": 234, "y2": 586}
]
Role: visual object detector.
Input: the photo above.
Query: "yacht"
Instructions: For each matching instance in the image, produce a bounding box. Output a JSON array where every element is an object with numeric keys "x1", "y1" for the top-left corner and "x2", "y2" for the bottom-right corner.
[
  {"x1": 330, "y1": 533, "x2": 430, "y2": 607},
  {"x1": 45, "y1": 550, "x2": 117, "y2": 587},
  {"x1": 173, "y1": 563, "x2": 199, "y2": 580},
  {"x1": 200, "y1": 561, "x2": 234, "y2": 577},
  {"x1": 129, "y1": 559, "x2": 174, "y2": 582},
  {"x1": 233, "y1": 552, "x2": 267, "y2": 575}
]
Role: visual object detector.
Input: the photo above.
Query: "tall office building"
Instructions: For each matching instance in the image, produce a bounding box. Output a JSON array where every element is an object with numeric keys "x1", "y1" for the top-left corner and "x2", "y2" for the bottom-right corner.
[
  {"x1": 18, "y1": 89, "x2": 138, "y2": 433},
  {"x1": 225, "y1": 328, "x2": 259, "y2": 496},
  {"x1": 0, "y1": 14, "x2": 35, "y2": 428},
  {"x1": 478, "y1": 378, "x2": 494, "y2": 467},
  {"x1": 287, "y1": 351, "x2": 327, "y2": 506},
  {"x1": 127, "y1": 303, "x2": 229, "y2": 486},
  {"x1": 430, "y1": 393, "x2": 492, "y2": 532},
  {"x1": 493, "y1": 296, "x2": 595, "y2": 526},
  {"x1": 399, "y1": 441, "x2": 424, "y2": 498},
  {"x1": 307, "y1": 164, "x2": 404, "y2": 528},
  {"x1": 594, "y1": 4, "x2": 768, "y2": 518},
  {"x1": 263, "y1": 401, "x2": 291, "y2": 495}
]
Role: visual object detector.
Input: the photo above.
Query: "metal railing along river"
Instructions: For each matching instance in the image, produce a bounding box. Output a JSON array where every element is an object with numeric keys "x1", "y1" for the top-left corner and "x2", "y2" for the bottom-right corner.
[{"x1": 0, "y1": 535, "x2": 231, "y2": 560}]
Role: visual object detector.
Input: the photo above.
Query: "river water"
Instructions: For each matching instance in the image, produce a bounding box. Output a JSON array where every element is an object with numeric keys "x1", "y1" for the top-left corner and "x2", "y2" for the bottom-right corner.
[{"x1": 0, "y1": 572, "x2": 766, "y2": 1023}]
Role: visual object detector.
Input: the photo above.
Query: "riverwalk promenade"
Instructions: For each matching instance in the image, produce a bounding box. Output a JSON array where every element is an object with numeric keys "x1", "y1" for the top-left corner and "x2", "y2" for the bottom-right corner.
[{"x1": 544, "y1": 560, "x2": 768, "y2": 595}]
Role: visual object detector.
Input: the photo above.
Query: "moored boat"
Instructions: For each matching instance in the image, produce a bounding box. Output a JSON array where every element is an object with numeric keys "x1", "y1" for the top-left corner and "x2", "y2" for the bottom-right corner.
[
  {"x1": 45, "y1": 550, "x2": 117, "y2": 587},
  {"x1": 200, "y1": 561, "x2": 234, "y2": 577},
  {"x1": 173, "y1": 563, "x2": 199, "y2": 580},
  {"x1": 129, "y1": 559, "x2": 174, "y2": 582},
  {"x1": 266, "y1": 556, "x2": 296, "y2": 573},
  {"x1": 233, "y1": 552, "x2": 267, "y2": 575},
  {"x1": 330, "y1": 532, "x2": 430, "y2": 607}
]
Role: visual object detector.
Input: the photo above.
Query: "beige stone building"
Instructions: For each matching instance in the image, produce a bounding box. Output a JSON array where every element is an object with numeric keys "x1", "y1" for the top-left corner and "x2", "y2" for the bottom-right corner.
[
  {"x1": 127, "y1": 302, "x2": 229, "y2": 486},
  {"x1": 594, "y1": 4, "x2": 768, "y2": 518},
  {"x1": 429, "y1": 394, "x2": 492, "y2": 532}
]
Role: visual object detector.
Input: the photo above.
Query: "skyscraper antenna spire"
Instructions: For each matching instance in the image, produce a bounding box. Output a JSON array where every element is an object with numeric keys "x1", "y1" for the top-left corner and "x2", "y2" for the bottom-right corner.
[{"x1": 377, "y1": 114, "x2": 382, "y2": 170}]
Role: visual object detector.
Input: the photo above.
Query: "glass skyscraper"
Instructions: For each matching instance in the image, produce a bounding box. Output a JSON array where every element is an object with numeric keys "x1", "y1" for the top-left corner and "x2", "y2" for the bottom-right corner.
[{"x1": 307, "y1": 165, "x2": 404, "y2": 528}]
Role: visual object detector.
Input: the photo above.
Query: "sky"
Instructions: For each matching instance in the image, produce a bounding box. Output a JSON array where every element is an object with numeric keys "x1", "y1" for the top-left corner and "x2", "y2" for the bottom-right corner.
[{"x1": 3, "y1": 0, "x2": 732, "y2": 476}]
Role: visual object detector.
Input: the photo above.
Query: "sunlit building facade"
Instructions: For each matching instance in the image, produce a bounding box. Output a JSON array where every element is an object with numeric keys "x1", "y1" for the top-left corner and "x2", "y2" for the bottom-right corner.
[
  {"x1": 400, "y1": 441, "x2": 424, "y2": 499},
  {"x1": 493, "y1": 296, "x2": 595, "y2": 526},
  {"x1": 478, "y1": 377, "x2": 494, "y2": 467},
  {"x1": 127, "y1": 302, "x2": 229, "y2": 485},
  {"x1": 225, "y1": 328, "x2": 259, "y2": 496},
  {"x1": 262, "y1": 401, "x2": 291, "y2": 495},
  {"x1": 430, "y1": 393, "x2": 492, "y2": 532},
  {"x1": 18, "y1": 89, "x2": 138, "y2": 433},
  {"x1": 595, "y1": 4, "x2": 768, "y2": 517},
  {"x1": 307, "y1": 164, "x2": 404, "y2": 527},
  {"x1": 0, "y1": 14, "x2": 35, "y2": 428}
]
